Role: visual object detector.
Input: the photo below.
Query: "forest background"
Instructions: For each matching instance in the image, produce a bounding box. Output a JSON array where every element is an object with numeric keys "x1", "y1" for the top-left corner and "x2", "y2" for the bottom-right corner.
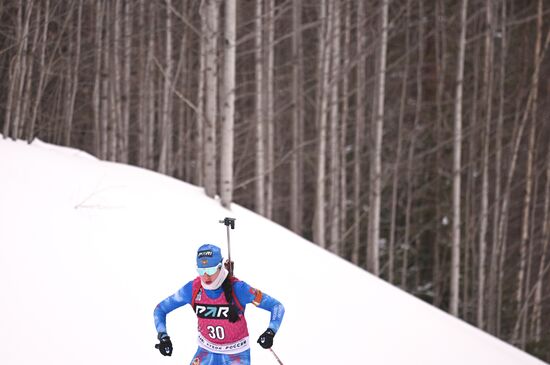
[{"x1": 1, "y1": 0, "x2": 549, "y2": 361}]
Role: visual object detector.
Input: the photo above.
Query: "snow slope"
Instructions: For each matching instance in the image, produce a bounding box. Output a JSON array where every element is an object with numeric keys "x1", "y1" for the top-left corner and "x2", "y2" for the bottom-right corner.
[{"x1": 0, "y1": 137, "x2": 546, "y2": 365}]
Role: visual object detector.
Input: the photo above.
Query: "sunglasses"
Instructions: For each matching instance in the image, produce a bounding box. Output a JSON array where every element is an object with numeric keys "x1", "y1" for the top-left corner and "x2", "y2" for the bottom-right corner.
[{"x1": 197, "y1": 264, "x2": 221, "y2": 276}]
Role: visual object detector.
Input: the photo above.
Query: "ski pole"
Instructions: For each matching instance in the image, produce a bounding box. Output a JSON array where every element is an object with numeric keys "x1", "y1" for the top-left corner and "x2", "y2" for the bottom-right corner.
[
  {"x1": 219, "y1": 217, "x2": 236, "y2": 275},
  {"x1": 269, "y1": 348, "x2": 284, "y2": 365}
]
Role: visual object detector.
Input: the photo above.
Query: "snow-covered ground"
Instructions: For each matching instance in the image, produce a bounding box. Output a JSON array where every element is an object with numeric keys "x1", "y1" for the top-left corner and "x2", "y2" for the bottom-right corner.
[{"x1": 0, "y1": 136, "x2": 546, "y2": 365}]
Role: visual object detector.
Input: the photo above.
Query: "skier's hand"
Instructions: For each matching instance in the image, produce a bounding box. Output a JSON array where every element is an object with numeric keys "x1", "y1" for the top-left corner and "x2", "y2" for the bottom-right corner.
[
  {"x1": 155, "y1": 332, "x2": 173, "y2": 356},
  {"x1": 224, "y1": 259, "x2": 234, "y2": 275},
  {"x1": 257, "y1": 328, "x2": 275, "y2": 349}
]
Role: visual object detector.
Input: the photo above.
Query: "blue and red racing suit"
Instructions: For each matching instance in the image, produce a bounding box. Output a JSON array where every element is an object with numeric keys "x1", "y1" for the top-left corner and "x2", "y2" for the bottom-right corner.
[{"x1": 154, "y1": 277, "x2": 284, "y2": 365}]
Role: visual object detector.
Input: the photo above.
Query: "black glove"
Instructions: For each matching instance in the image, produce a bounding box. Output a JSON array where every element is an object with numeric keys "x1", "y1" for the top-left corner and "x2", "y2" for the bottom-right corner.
[
  {"x1": 257, "y1": 328, "x2": 275, "y2": 349},
  {"x1": 224, "y1": 259, "x2": 234, "y2": 275},
  {"x1": 155, "y1": 332, "x2": 173, "y2": 356}
]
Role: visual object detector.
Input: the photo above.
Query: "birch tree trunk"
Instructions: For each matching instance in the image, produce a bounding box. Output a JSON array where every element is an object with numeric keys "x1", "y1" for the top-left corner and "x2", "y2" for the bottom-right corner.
[
  {"x1": 390, "y1": 0, "x2": 410, "y2": 284},
  {"x1": 121, "y1": 0, "x2": 132, "y2": 164},
  {"x1": 413, "y1": 0, "x2": 425, "y2": 292},
  {"x1": 464, "y1": 37, "x2": 479, "y2": 319},
  {"x1": 93, "y1": 1, "x2": 104, "y2": 158},
  {"x1": 255, "y1": 0, "x2": 266, "y2": 215},
  {"x1": 525, "y1": 177, "x2": 537, "y2": 344},
  {"x1": 111, "y1": 0, "x2": 122, "y2": 160},
  {"x1": 290, "y1": 0, "x2": 304, "y2": 234},
  {"x1": 196, "y1": 4, "x2": 206, "y2": 186},
  {"x1": 220, "y1": 0, "x2": 236, "y2": 208},
  {"x1": 488, "y1": 0, "x2": 506, "y2": 334},
  {"x1": 433, "y1": 0, "x2": 447, "y2": 307},
  {"x1": 450, "y1": 0, "x2": 468, "y2": 317},
  {"x1": 101, "y1": 2, "x2": 111, "y2": 160},
  {"x1": 352, "y1": 0, "x2": 366, "y2": 265},
  {"x1": 477, "y1": 0, "x2": 494, "y2": 329},
  {"x1": 329, "y1": 0, "x2": 341, "y2": 254},
  {"x1": 136, "y1": 0, "x2": 145, "y2": 167},
  {"x1": 27, "y1": 0, "x2": 50, "y2": 141},
  {"x1": 106, "y1": 4, "x2": 118, "y2": 161},
  {"x1": 159, "y1": 0, "x2": 174, "y2": 174},
  {"x1": 145, "y1": 2, "x2": 156, "y2": 170},
  {"x1": 203, "y1": 0, "x2": 219, "y2": 198},
  {"x1": 367, "y1": 0, "x2": 388, "y2": 276},
  {"x1": 265, "y1": 0, "x2": 275, "y2": 220},
  {"x1": 340, "y1": 1, "x2": 351, "y2": 255},
  {"x1": 178, "y1": 18, "x2": 193, "y2": 179},
  {"x1": 402, "y1": 76, "x2": 416, "y2": 289},
  {"x1": 314, "y1": 0, "x2": 331, "y2": 249},
  {"x1": 64, "y1": 0, "x2": 82, "y2": 147},
  {"x1": 20, "y1": 4, "x2": 40, "y2": 144}
]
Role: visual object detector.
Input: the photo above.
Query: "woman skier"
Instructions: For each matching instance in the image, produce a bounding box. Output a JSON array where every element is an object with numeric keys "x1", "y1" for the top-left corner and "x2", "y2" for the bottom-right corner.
[{"x1": 153, "y1": 243, "x2": 285, "y2": 364}]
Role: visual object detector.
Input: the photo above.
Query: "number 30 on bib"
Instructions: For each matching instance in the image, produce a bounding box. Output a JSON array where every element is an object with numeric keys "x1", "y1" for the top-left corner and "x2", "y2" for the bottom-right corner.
[{"x1": 206, "y1": 325, "x2": 225, "y2": 340}]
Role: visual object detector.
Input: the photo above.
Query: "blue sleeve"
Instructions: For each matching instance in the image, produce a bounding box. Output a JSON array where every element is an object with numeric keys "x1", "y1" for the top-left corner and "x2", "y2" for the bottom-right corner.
[
  {"x1": 234, "y1": 281, "x2": 285, "y2": 333},
  {"x1": 153, "y1": 281, "x2": 194, "y2": 335}
]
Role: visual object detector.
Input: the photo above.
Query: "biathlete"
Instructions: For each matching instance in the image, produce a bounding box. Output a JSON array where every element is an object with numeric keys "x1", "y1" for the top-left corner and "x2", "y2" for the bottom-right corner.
[{"x1": 153, "y1": 244, "x2": 285, "y2": 364}]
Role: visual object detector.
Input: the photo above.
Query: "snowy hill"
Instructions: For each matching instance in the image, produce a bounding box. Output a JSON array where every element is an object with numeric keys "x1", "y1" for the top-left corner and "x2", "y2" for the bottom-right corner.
[{"x1": 0, "y1": 137, "x2": 546, "y2": 365}]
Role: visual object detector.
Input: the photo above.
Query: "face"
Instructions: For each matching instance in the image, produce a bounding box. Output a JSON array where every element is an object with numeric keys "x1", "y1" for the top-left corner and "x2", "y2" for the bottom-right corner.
[{"x1": 198, "y1": 265, "x2": 221, "y2": 285}]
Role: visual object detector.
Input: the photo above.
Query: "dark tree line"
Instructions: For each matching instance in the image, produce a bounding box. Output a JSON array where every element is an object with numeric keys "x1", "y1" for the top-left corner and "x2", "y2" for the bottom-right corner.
[{"x1": 1, "y1": 0, "x2": 550, "y2": 360}]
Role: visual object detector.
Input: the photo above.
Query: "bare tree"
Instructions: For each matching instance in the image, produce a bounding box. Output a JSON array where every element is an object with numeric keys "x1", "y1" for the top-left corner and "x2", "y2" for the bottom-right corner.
[
  {"x1": 101, "y1": 1, "x2": 111, "y2": 160},
  {"x1": 314, "y1": 0, "x2": 331, "y2": 249},
  {"x1": 265, "y1": 0, "x2": 275, "y2": 220},
  {"x1": 450, "y1": 0, "x2": 468, "y2": 317},
  {"x1": 366, "y1": 0, "x2": 388, "y2": 276},
  {"x1": 255, "y1": 0, "x2": 266, "y2": 215},
  {"x1": 196, "y1": 2, "x2": 206, "y2": 186},
  {"x1": 92, "y1": 1, "x2": 104, "y2": 158},
  {"x1": 352, "y1": 0, "x2": 366, "y2": 265},
  {"x1": 145, "y1": 2, "x2": 157, "y2": 170},
  {"x1": 63, "y1": 0, "x2": 82, "y2": 147},
  {"x1": 19, "y1": 2, "x2": 40, "y2": 143},
  {"x1": 487, "y1": 0, "x2": 506, "y2": 334},
  {"x1": 159, "y1": 0, "x2": 174, "y2": 174},
  {"x1": 463, "y1": 34, "x2": 479, "y2": 321},
  {"x1": 112, "y1": 0, "x2": 124, "y2": 160},
  {"x1": 105, "y1": 2, "x2": 119, "y2": 161},
  {"x1": 108, "y1": 0, "x2": 121, "y2": 161},
  {"x1": 290, "y1": 0, "x2": 304, "y2": 234},
  {"x1": 136, "y1": 0, "x2": 145, "y2": 166},
  {"x1": 220, "y1": 0, "x2": 236, "y2": 208},
  {"x1": 121, "y1": 0, "x2": 132, "y2": 164},
  {"x1": 389, "y1": 0, "x2": 410, "y2": 284},
  {"x1": 27, "y1": 0, "x2": 50, "y2": 141},
  {"x1": 339, "y1": 0, "x2": 352, "y2": 256},
  {"x1": 433, "y1": 0, "x2": 448, "y2": 308},
  {"x1": 203, "y1": 0, "x2": 219, "y2": 198},
  {"x1": 328, "y1": 0, "x2": 341, "y2": 254},
  {"x1": 477, "y1": 0, "x2": 494, "y2": 329},
  {"x1": 401, "y1": 7, "x2": 417, "y2": 290},
  {"x1": 412, "y1": 0, "x2": 425, "y2": 292}
]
